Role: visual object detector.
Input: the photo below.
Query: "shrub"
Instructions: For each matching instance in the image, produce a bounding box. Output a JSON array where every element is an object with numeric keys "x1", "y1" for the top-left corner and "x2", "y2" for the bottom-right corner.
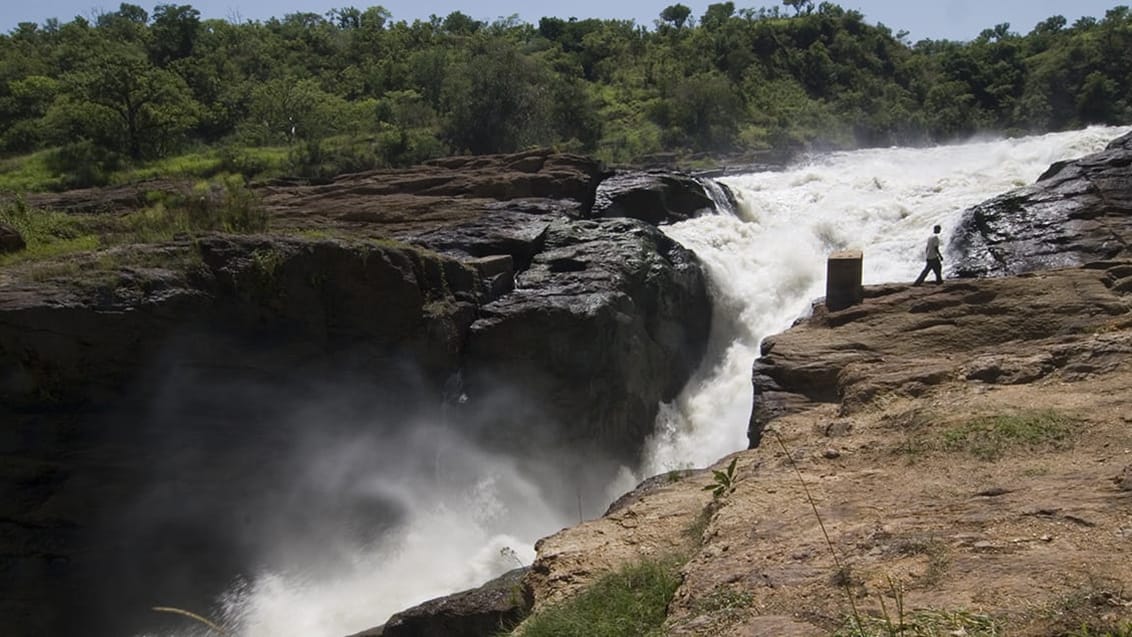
[
  {"x1": 0, "y1": 197, "x2": 100, "y2": 263},
  {"x1": 45, "y1": 139, "x2": 124, "y2": 189}
]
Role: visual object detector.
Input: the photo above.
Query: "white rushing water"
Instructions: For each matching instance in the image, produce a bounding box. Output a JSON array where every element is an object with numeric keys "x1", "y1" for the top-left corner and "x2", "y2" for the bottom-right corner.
[
  {"x1": 171, "y1": 126, "x2": 1127, "y2": 637},
  {"x1": 640, "y1": 125, "x2": 1129, "y2": 474}
]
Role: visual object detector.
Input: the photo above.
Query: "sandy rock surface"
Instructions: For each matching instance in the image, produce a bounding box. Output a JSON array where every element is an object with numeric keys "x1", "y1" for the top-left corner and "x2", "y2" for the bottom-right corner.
[{"x1": 527, "y1": 262, "x2": 1132, "y2": 636}]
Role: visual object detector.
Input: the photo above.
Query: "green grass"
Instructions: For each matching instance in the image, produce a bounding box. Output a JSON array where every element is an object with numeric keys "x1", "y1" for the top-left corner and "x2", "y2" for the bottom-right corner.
[
  {"x1": 0, "y1": 145, "x2": 291, "y2": 193},
  {"x1": 837, "y1": 608, "x2": 1002, "y2": 637},
  {"x1": 0, "y1": 197, "x2": 101, "y2": 264},
  {"x1": 890, "y1": 408, "x2": 1077, "y2": 461},
  {"x1": 940, "y1": 410, "x2": 1075, "y2": 460},
  {"x1": 1, "y1": 176, "x2": 266, "y2": 268},
  {"x1": 507, "y1": 556, "x2": 683, "y2": 637},
  {"x1": 0, "y1": 150, "x2": 59, "y2": 192},
  {"x1": 121, "y1": 146, "x2": 290, "y2": 183}
]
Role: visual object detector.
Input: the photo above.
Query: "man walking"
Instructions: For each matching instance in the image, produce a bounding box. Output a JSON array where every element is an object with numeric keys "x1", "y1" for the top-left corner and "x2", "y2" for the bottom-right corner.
[{"x1": 913, "y1": 225, "x2": 943, "y2": 285}]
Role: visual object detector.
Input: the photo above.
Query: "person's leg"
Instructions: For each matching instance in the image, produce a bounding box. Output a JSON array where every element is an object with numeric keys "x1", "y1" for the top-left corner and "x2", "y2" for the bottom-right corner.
[
  {"x1": 931, "y1": 259, "x2": 942, "y2": 283},
  {"x1": 914, "y1": 261, "x2": 930, "y2": 285}
]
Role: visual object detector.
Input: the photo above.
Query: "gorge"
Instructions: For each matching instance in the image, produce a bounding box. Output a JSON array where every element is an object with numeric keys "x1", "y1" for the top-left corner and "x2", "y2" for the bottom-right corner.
[{"x1": 1, "y1": 126, "x2": 1131, "y2": 636}]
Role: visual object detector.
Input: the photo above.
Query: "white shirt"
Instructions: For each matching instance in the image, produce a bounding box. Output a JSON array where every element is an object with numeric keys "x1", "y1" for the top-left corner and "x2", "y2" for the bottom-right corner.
[{"x1": 925, "y1": 234, "x2": 941, "y2": 260}]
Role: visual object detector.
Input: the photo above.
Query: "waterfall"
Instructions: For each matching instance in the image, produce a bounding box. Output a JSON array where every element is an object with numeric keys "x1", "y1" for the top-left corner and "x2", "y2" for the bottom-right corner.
[
  {"x1": 639, "y1": 125, "x2": 1130, "y2": 475},
  {"x1": 157, "y1": 126, "x2": 1128, "y2": 637}
]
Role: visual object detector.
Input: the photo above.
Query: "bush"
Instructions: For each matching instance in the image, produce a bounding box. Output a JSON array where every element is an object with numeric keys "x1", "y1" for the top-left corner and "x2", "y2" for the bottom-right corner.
[{"x1": 45, "y1": 140, "x2": 125, "y2": 189}]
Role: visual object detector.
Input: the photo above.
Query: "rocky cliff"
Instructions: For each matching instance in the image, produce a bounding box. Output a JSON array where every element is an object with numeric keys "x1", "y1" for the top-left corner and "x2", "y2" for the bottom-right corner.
[
  {"x1": 526, "y1": 261, "x2": 1131, "y2": 636},
  {"x1": 381, "y1": 133, "x2": 1132, "y2": 637},
  {"x1": 0, "y1": 149, "x2": 722, "y2": 637}
]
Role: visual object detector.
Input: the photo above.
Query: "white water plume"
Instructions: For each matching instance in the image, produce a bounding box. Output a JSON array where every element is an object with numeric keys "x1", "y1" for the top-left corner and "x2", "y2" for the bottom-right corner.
[{"x1": 155, "y1": 126, "x2": 1128, "y2": 637}]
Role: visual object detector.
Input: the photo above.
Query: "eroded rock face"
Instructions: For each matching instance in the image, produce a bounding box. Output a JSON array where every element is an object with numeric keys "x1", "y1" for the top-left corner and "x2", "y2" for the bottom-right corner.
[
  {"x1": 462, "y1": 217, "x2": 711, "y2": 466},
  {"x1": 748, "y1": 262, "x2": 1132, "y2": 446},
  {"x1": 0, "y1": 235, "x2": 478, "y2": 408},
  {"x1": 257, "y1": 149, "x2": 606, "y2": 238},
  {"x1": 951, "y1": 131, "x2": 1132, "y2": 277},
  {"x1": 592, "y1": 170, "x2": 733, "y2": 224},
  {"x1": 0, "y1": 149, "x2": 714, "y2": 637}
]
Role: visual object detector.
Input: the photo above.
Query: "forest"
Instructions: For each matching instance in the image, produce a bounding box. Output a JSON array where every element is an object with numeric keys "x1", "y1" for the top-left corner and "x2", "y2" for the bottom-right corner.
[{"x1": 0, "y1": 0, "x2": 1130, "y2": 189}]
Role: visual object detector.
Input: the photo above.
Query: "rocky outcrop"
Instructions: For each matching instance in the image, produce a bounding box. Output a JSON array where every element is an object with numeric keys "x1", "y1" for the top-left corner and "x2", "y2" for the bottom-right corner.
[
  {"x1": 258, "y1": 149, "x2": 606, "y2": 238},
  {"x1": 0, "y1": 235, "x2": 479, "y2": 408},
  {"x1": 748, "y1": 262, "x2": 1132, "y2": 447},
  {"x1": 521, "y1": 260, "x2": 1132, "y2": 637},
  {"x1": 462, "y1": 217, "x2": 711, "y2": 464},
  {"x1": 0, "y1": 222, "x2": 24, "y2": 253},
  {"x1": 0, "y1": 148, "x2": 715, "y2": 637},
  {"x1": 591, "y1": 170, "x2": 732, "y2": 225},
  {"x1": 353, "y1": 568, "x2": 532, "y2": 637},
  {"x1": 952, "y1": 131, "x2": 1132, "y2": 277}
]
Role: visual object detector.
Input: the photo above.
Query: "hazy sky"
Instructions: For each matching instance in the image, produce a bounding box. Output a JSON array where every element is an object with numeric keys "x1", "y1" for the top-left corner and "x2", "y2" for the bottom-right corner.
[{"x1": 2, "y1": 1, "x2": 1127, "y2": 42}]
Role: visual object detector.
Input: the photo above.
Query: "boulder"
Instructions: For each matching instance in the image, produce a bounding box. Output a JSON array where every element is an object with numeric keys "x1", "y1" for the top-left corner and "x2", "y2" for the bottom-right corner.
[
  {"x1": 591, "y1": 170, "x2": 734, "y2": 225},
  {"x1": 951, "y1": 131, "x2": 1132, "y2": 277},
  {"x1": 0, "y1": 222, "x2": 25, "y2": 253},
  {"x1": 351, "y1": 568, "x2": 532, "y2": 637}
]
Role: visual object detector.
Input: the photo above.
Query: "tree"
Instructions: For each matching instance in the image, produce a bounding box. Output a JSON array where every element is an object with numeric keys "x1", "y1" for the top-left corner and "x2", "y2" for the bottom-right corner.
[
  {"x1": 442, "y1": 11, "x2": 482, "y2": 35},
  {"x1": 53, "y1": 48, "x2": 200, "y2": 159},
  {"x1": 150, "y1": 4, "x2": 201, "y2": 64},
  {"x1": 441, "y1": 39, "x2": 552, "y2": 153},
  {"x1": 701, "y1": 2, "x2": 735, "y2": 31},
  {"x1": 243, "y1": 77, "x2": 350, "y2": 144},
  {"x1": 783, "y1": 0, "x2": 813, "y2": 16},
  {"x1": 660, "y1": 4, "x2": 692, "y2": 29}
]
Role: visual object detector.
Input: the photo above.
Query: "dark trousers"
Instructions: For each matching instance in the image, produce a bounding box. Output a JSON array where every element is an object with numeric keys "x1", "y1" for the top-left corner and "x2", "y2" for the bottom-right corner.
[{"x1": 914, "y1": 258, "x2": 942, "y2": 285}]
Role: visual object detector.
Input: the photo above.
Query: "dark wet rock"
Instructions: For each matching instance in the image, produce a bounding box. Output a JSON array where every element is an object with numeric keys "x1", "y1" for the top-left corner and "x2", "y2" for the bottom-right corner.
[
  {"x1": 0, "y1": 235, "x2": 480, "y2": 408},
  {"x1": 952, "y1": 131, "x2": 1132, "y2": 277},
  {"x1": 592, "y1": 170, "x2": 733, "y2": 225},
  {"x1": 350, "y1": 568, "x2": 532, "y2": 637},
  {"x1": 463, "y1": 217, "x2": 712, "y2": 465},
  {"x1": 0, "y1": 222, "x2": 25, "y2": 253},
  {"x1": 409, "y1": 208, "x2": 552, "y2": 271}
]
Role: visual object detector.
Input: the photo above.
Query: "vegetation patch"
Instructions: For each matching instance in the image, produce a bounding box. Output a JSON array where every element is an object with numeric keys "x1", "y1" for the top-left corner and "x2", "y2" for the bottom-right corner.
[
  {"x1": 1, "y1": 177, "x2": 265, "y2": 269},
  {"x1": 0, "y1": 197, "x2": 100, "y2": 264},
  {"x1": 940, "y1": 410, "x2": 1075, "y2": 460},
  {"x1": 836, "y1": 607, "x2": 1002, "y2": 637},
  {"x1": 889, "y1": 408, "x2": 1076, "y2": 461},
  {"x1": 507, "y1": 556, "x2": 682, "y2": 637},
  {"x1": 688, "y1": 585, "x2": 754, "y2": 628},
  {"x1": 1033, "y1": 580, "x2": 1132, "y2": 637},
  {"x1": 3, "y1": 4, "x2": 1131, "y2": 184}
]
